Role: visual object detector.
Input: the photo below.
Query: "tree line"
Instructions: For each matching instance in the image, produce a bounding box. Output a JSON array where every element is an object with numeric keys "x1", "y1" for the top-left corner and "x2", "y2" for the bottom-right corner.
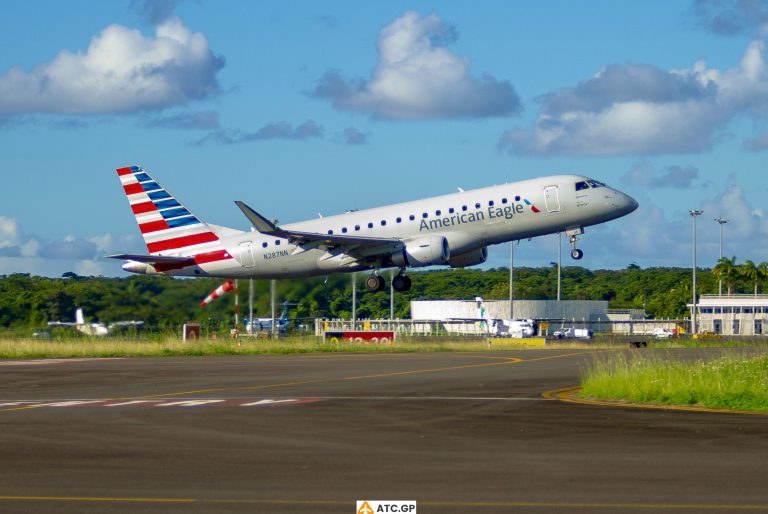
[{"x1": 1, "y1": 262, "x2": 767, "y2": 330}]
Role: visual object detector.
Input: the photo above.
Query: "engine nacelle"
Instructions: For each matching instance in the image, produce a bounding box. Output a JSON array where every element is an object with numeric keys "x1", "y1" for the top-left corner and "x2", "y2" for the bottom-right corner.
[
  {"x1": 447, "y1": 247, "x2": 488, "y2": 268},
  {"x1": 392, "y1": 235, "x2": 450, "y2": 267}
]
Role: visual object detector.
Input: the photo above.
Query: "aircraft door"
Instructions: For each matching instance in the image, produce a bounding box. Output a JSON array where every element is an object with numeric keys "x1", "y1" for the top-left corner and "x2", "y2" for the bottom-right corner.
[
  {"x1": 544, "y1": 186, "x2": 561, "y2": 213},
  {"x1": 239, "y1": 242, "x2": 256, "y2": 268}
]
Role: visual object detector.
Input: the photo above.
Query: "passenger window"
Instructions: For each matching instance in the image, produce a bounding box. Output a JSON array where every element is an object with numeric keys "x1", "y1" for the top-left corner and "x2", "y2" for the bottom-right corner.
[
  {"x1": 381, "y1": 220, "x2": 386, "y2": 226},
  {"x1": 475, "y1": 202, "x2": 481, "y2": 209},
  {"x1": 327, "y1": 230, "x2": 333, "y2": 235},
  {"x1": 342, "y1": 227, "x2": 347, "y2": 233},
  {"x1": 262, "y1": 242, "x2": 268, "y2": 248},
  {"x1": 435, "y1": 210, "x2": 441, "y2": 216},
  {"x1": 502, "y1": 198, "x2": 507, "y2": 204},
  {"x1": 409, "y1": 214, "x2": 415, "y2": 221},
  {"x1": 396, "y1": 217, "x2": 402, "y2": 223},
  {"x1": 355, "y1": 225, "x2": 360, "y2": 231},
  {"x1": 368, "y1": 222, "x2": 373, "y2": 229},
  {"x1": 514, "y1": 195, "x2": 520, "y2": 201},
  {"x1": 462, "y1": 205, "x2": 468, "y2": 211},
  {"x1": 275, "y1": 240, "x2": 280, "y2": 245},
  {"x1": 422, "y1": 213, "x2": 428, "y2": 219},
  {"x1": 575, "y1": 181, "x2": 590, "y2": 191},
  {"x1": 489, "y1": 200, "x2": 494, "y2": 207},
  {"x1": 449, "y1": 207, "x2": 455, "y2": 214}
]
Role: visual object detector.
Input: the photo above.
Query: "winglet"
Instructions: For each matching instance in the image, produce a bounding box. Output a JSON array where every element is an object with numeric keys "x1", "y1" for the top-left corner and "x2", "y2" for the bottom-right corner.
[{"x1": 235, "y1": 201, "x2": 282, "y2": 235}]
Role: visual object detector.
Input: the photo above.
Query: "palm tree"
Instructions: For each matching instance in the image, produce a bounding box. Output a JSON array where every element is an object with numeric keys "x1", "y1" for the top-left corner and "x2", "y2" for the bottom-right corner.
[
  {"x1": 758, "y1": 262, "x2": 768, "y2": 296},
  {"x1": 712, "y1": 256, "x2": 738, "y2": 295},
  {"x1": 740, "y1": 260, "x2": 759, "y2": 296}
]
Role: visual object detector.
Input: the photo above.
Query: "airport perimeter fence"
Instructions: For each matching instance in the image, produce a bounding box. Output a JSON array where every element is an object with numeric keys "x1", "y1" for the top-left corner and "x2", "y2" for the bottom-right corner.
[{"x1": 314, "y1": 318, "x2": 690, "y2": 337}]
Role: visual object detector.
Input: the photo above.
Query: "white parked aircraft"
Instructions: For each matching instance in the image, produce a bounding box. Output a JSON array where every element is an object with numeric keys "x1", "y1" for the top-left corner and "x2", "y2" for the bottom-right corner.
[
  {"x1": 109, "y1": 166, "x2": 637, "y2": 292},
  {"x1": 48, "y1": 308, "x2": 144, "y2": 336}
]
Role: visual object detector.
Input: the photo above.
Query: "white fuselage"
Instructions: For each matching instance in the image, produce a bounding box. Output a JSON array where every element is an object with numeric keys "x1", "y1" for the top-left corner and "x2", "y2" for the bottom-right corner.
[{"x1": 139, "y1": 174, "x2": 637, "y2": 279}]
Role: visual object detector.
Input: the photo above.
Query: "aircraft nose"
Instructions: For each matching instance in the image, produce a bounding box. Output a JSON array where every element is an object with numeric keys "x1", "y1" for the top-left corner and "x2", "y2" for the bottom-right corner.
[
  {"x1": 623, "y1": 192, "x2": 639, "y2": 214},
  {"x1": 605, "y1": 189, "x2": 639, "y2": 216}
]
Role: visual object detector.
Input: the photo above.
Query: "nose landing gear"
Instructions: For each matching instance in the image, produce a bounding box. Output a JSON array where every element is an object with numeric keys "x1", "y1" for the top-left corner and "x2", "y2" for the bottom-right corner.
[{"x1": 566, "y1": 227, "x2": 584, "y2": 260}]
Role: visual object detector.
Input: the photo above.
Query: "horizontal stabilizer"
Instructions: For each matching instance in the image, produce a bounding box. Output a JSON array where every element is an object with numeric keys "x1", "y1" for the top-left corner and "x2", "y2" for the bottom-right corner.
[{"x1": 106, "y1": 254, "x2": 196, "y2": 265}]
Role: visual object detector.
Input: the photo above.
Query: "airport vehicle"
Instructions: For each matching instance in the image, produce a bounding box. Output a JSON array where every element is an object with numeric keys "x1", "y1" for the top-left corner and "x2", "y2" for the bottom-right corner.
[
  {"x1": 552, "y1": 327, "x2": 592, "y2": 339},
  {"x1": 652, "y1": 327, "x2": 675, "y2": 339},
  {"x1": 110, "y1": 166, "x2": 638, "y2": 292},
  {"x1": 244, "y1": 301, "x2": 297, "y2": 334},
  {"x1": 48, "y1": 308, "x2": 143, "y2": 336}
]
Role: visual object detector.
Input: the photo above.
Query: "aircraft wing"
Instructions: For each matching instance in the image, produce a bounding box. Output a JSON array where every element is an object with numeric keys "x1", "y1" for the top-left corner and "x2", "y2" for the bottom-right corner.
[
  {"x1": 47, "y1": 322, "x2": 78, "y2": 327},
  {"x1": 235, "y1": 201, "x2": 401, "y2": 247},
  {"x1": 108, "y1": 321, "x2": 145, "y2": 329},
  {"x1": 105, "y1": 254, "x2": 196, "y2": 265}
]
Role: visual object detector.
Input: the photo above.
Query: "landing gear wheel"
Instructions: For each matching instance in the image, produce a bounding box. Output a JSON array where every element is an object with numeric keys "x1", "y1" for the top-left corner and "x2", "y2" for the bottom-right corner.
[
  {"x1": 567, "y1": 232, "x2": 583, "y2": 260},
  {"x1": 365, "y1": 274, "x2": 386, "y2": 292},
  {"x1": 392, "y1": 274, "x2": 412, "y2": 292}
]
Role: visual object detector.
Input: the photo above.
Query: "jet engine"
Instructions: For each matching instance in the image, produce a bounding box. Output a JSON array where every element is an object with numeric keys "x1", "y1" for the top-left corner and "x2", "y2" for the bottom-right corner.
[
  {"x1": 392, "y1": 235, "x2": 450, "y2": 267},
  {"x1": 447, "y1": 247, "x2": 488, "y2": 268}
]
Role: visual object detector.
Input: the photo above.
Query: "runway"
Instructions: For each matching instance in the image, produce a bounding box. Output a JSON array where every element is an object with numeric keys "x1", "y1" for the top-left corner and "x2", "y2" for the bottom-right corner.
[{"x1": 1, "y1": 350, "x2": 766, "y2": 513}]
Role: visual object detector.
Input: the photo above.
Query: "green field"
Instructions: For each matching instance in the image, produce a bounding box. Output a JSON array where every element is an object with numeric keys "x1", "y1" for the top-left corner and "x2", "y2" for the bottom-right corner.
[{"x1": 580, "y1": 351, "x2": 768, "y2": 413}]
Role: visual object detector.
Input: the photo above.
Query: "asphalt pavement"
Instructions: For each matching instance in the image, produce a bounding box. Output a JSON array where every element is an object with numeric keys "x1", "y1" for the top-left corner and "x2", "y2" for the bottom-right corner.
[{"x1": 0, "y1": 349, "x2": 766, "y2": 513}]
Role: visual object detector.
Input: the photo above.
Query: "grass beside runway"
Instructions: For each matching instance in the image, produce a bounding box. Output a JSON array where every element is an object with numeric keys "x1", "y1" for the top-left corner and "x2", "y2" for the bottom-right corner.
[
  {"x1": 580, "y1": 351, "x2": 768, "y2": 413},
  {"x1": 0, "y1": 336, "x2": 502, "y2": 359}
]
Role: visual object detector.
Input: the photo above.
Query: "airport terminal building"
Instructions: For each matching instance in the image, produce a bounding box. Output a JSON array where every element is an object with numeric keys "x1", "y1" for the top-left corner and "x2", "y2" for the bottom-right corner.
[{"x1": 689, "y1": 295, "x2": 768, "y2": 336}]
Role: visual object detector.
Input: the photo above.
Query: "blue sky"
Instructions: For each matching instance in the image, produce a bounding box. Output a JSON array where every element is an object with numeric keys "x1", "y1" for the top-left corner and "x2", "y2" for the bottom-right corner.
[{"x1": 2, "y1": 0, "x2": 768, "y2": 277}]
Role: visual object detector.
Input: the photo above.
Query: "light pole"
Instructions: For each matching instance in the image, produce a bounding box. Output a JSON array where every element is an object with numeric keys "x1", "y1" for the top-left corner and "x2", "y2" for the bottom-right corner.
[
  {"x1": 509, "y1": 241, "x2": 515, "y2": 319},
  {"x1": 557, "y1": 232, "x2": 562, "y2": 302},
  {"x1": 714, "y1": 217, "x2": 729, "y2": 297},
  {"x1": 690, "y1": 210, "x2": 703, "y2": 335}
]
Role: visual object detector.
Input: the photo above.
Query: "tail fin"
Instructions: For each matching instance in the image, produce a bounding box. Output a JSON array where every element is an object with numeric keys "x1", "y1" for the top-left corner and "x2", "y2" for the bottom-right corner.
[
  {"x1": 116, "y1": 166, "x2": 220, "y2": 255},
  {"x1": 75, "y1": 308, "x2": 85, "y2": 325}
]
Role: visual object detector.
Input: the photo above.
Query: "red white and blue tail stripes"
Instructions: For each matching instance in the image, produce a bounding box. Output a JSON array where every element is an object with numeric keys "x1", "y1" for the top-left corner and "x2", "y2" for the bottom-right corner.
[{"x1": 117, "y1": 166, "x2": 220, "y2": 255}]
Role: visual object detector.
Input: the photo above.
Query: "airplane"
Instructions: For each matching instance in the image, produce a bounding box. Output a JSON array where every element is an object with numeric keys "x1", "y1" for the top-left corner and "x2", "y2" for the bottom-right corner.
[
  {"x1": 108, "y1": 166, "x2": 638, "y2": 292},
  {"x1": 48, "y1": 308, "x2": 144, "y2": 336},
  {"x1": 450, "y1": 297, "x2": 537, "y2": 337},
  {"x1": 244, "y1": 301, "x2": 297, "y2": 334}
]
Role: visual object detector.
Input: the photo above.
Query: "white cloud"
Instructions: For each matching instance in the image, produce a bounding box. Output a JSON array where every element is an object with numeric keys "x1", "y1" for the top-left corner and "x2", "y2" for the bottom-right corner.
[
  {"x1": 0, "y1": 217, "x2": 136, "y2": 277},
  {"x1": 621, "y1": 161, "x2": 700, "y2": 189},
  {"x1": 311, "y1": 11, "x2": 521, "y2": 120},
  {"x1": 500, "y1": 41, "x2": 768, "y2": 156},
  {"x1": 195, "y1": 120, "x2": 323, "y2": 145},
  {"x1": 0, "y1": 17, "x2": 224, "y2": 116},
  {"x1": 691, "y1": 0, "x2": 768, "y2": 38}
]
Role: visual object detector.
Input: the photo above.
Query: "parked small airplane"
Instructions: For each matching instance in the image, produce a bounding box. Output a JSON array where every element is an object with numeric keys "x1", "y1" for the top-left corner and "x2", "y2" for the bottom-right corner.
[
  {"x1": 48, "y1": 308, "x2": 144, "y2": 336},
  {"x1": 451, "y1": 297, "x2": 537, "y2": 337},
  {"x1": 109, "y1": 166, "x2": 637, "y2": 291},
  {"x1": 244, "y1": 301, "x2": 297, "y2": 334}
]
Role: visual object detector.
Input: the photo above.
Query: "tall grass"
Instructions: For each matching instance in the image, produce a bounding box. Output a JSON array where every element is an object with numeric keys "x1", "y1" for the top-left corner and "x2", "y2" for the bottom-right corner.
[{"x1": 581, "y1": 351, "x2": 768, "y2": 412}]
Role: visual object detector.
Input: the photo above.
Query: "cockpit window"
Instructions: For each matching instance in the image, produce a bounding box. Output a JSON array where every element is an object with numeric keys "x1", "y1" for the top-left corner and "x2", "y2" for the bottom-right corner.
[
  {"x1": 575, "y1": 181, "x2": 589, "y2": 191},
  {"x1": 587, "y1": 179, "x2": 606, "y2": 188}
]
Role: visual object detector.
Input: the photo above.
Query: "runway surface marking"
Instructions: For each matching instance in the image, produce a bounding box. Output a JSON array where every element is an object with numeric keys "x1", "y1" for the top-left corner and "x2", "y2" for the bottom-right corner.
[
  {"x1": 141, "y1": 351, "x2": 601, "y2": 399},
  {"x1": 0, "y1": 395, "x2": 548, "y2": 412},
  {"x1": 0, "y1": 495, "x2": 766, "y2": 511},
  {"x1": 544, "y1": 385, "x2": 768, "y2": 416},
  {"x1": 0, "y1": 351, "x2": 604, "y2": 414}
]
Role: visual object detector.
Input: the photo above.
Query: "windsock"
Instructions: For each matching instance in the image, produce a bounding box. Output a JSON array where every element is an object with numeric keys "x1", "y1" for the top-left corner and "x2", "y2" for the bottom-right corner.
[{"x1": 200, "y1": 281, "x2": 235, "y2": 307}]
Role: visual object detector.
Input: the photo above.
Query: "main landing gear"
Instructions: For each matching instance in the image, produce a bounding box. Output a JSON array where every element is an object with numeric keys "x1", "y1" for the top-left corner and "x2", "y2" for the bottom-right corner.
[
  {"x1": 365, "y1": 270, "x2": 412, "y2": 293},
  {"x1": 566, "y1": 227, "x2": 584, "y2": 260}
]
